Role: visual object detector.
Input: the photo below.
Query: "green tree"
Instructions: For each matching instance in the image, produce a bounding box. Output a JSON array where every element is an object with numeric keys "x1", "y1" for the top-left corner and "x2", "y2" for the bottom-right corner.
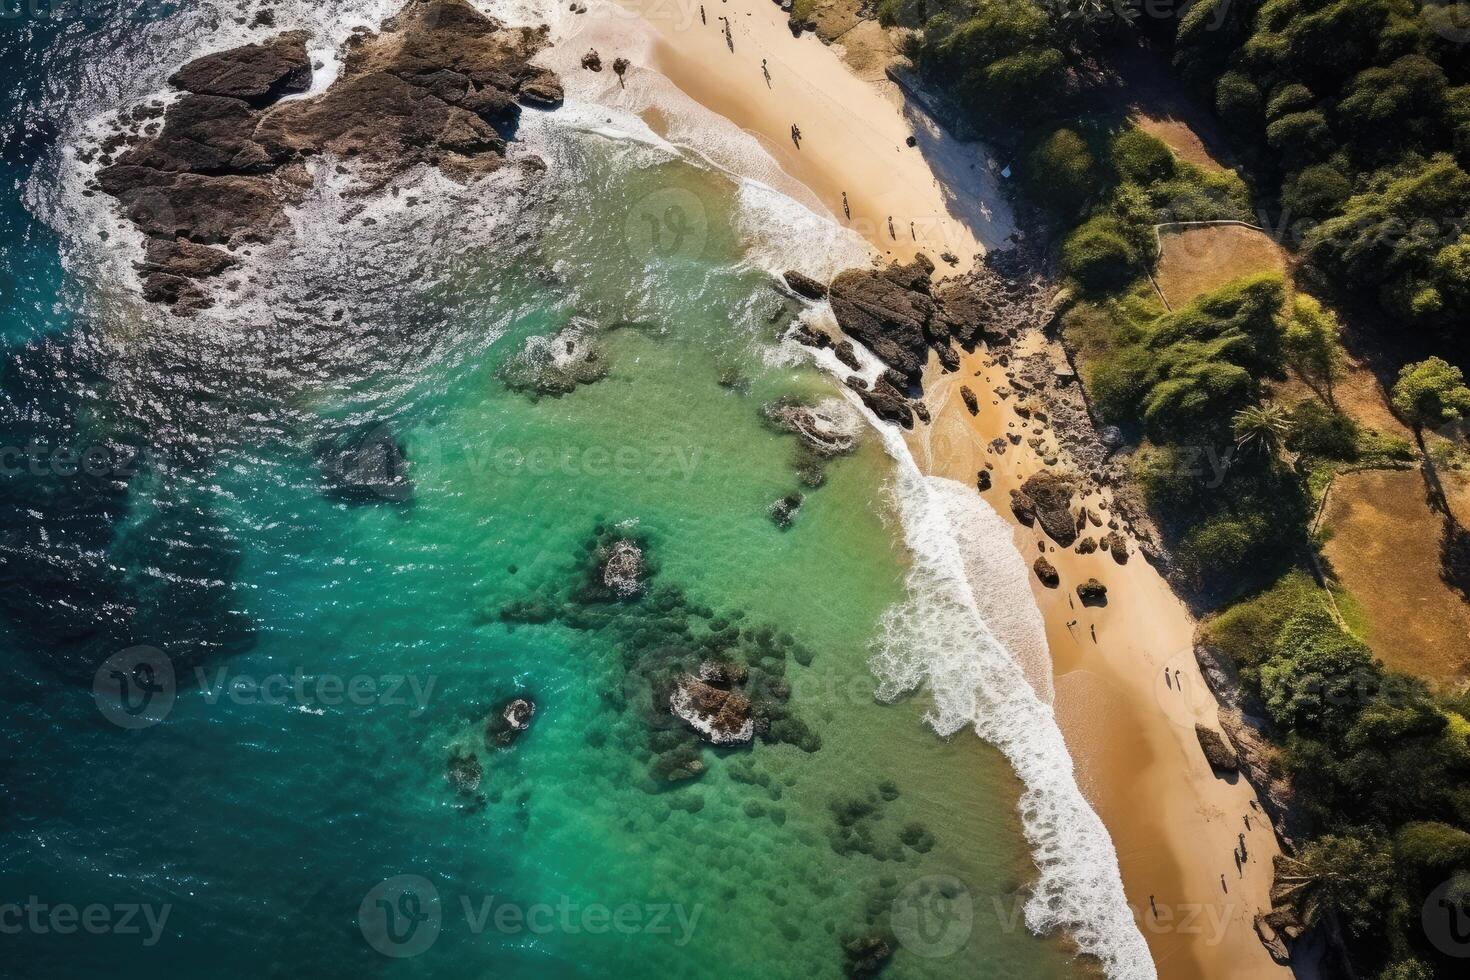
[
  {"x1": 1280, "y1": 294, "x2": 1345, "y2": 405},
  {"x1": 1390, "y1": 356, "x2": 1470, "y2": 429},
  {"x1": 1061, "y1": 216, "x2": 1140, "y2": 291},
  {"x1": 1270, "y1": 832, "x2": 1394, "y2": 939}
]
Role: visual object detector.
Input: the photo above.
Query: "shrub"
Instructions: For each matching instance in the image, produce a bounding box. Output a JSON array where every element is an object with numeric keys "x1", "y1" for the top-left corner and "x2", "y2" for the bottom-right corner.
[
  {"x1": 1215, "y1": 71, "x2": 1263, "y2": 137},
  {"x1": 1281, "y1": 164, "x2": 1352, "y2": 221},
  {"x1": 1262, "y1": 615, "x2": 1381, "y2": 735},
  {"x1": 1176, "y1": 511, "x2": 1273, "y2": 589},
  {"x1": 1026, "y1": 128, "x2": 1098, "y2": 218},
  {"x1": 1061, "y1": 217, "x2": 1141, "y2": 291},
  {"x1": 1265, "y1": 111, "x2": 1333, "y2": 169},
  {"x1": 1089, "y1": 343, "x2": 1154, "y2": 422},
  {"x1": 1266, "y1": 83, "x2": 1316, "y2": 121},
  {"x1": 1288, "y1": 400, "x2": 1359, "y2": 460},
  {"x1": 1112, "y1": 128, "x2": 1176, "y2": 184},
  {"x1": 1394, "y1": 821, "x2": 1470, "y2": 874},
  {"x1": 1201, "y1": 571, "x2": 1327, "y2": 670}
]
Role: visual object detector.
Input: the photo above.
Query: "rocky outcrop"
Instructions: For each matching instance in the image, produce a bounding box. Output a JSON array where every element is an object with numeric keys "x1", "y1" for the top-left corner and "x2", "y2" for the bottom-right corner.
[
  {"x1": 1195, "y1": 643, "x2": 1310, "y2": 847},
  {"x1": 96, "y1": 0, "x2": 561, "y2": 311},
  {"x1": 670, "y1": 673, "x2": 754, "y2": 745},
  {"x1": 1020, "y1": 471, "x2": 1078, "y2": 547},
  {"x1": 169, "y1": 30, "x2": 313, "y2": 106},
  {"x1": 762, "y1": 399, "x2": 859, "y2": 457},
  {"x1": 783, "y1": 270, "x2": 828, "y2": 300},
  {"x1": 828, "y1": 255, "x2": 938, "y2": 381},
  {"x1": 959, "y1": 385, "x2": 979, "y2": 415},
  {"x1": 486, "y1": 695, "x2": 536, "y2": 747},
  {"x1": 1195, "y1": 723, "x2": 1239, "y2": 772},
  {"x1": 848, "y1": 374, "x2": 913, "y2": 428}
]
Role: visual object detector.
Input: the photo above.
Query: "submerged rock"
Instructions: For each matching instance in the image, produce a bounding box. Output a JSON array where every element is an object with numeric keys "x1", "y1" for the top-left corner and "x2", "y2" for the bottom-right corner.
[
  {"x1": 486, "y1": 696, "x2": 536, "y2": 747},
  {"x1": 769, "y1": 492, "x2": 803, "y2": 529},
  {"x1": 602, "y1": 539, "x2": 645, "y2": 599},
  {"x1": 498, "y1": 321, "x2": 607, "y2": 398},
  {"x1": 841, "y1": 932, "x2": 894, "y2": 979},
  {"x1": 762, "y1": 398, "x2": 859, "y2": 457},
  {"x1": 317, "y1": 423, "x2": 413, "y2": 505},
  {"x1": 446, "y1": 746, "x2": 483, "y2": 792}
]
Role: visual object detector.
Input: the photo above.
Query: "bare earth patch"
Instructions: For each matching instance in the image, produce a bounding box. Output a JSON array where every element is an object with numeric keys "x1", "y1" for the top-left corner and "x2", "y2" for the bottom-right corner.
[
  {"x1": 1272, "y1": 357, "x2": 1413, "y2": 441},
  {"x1": 1321, "y1": 468, "x2": 1470, "y2": 682},
  {"x1": 1154, "y1": 224, "x2": 1288, "y2": 309},
  {"x1": 1133, "y1": 113, "x2": 1226, "y2": 172}
]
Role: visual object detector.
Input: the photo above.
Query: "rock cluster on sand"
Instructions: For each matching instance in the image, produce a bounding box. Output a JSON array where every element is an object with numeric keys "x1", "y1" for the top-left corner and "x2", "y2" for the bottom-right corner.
[
  {"x1": 1017, "y1": 471, "x2": 1078, "y2": 547},
  {"x1": 95, "y1": 0, "x2": 562, "y2": 312},
  {"x1": 1194, "y1": 723, "x2": 1239, "y2": 772},
  {"x1": 1077, "y1": 578, "x2": 1108, "y2": 606}
]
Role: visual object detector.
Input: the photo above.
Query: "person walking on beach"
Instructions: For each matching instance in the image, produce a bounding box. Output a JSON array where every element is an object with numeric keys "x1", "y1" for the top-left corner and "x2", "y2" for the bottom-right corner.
[
  {"x1": 909, "y1": 220, "x2": 915, "y2": 240},
  {"x1": 1164, "y1": 668, "x2": 1173, "y2": 690},
  {"x1": 762, "y1": 59, "x2": 771, "y2": 87},
  {"x1": 790, "y1": 124, "x2": 801, "y2": 149},
  {"x1": 887, "y1": 215, "x2": 895, "y2": 239},
  {"x1": 701, "y1": 4, "x2": 706, "y2": 24},
  {"x1": 1220, "y1": 874, "x2": 1228, "y2": 893},
  {"x1": 841, "y1": 191, "x2": 850, "y2": 220},
  {"x1": 1149, "y1": 895, "x2": 1158, "y2": 918}
]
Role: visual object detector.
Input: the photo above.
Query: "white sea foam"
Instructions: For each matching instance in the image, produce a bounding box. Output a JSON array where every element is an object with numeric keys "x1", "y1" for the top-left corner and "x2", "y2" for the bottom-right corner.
[{"x1": 854, "y1": 396, "x2": 1155, "y2": 980}]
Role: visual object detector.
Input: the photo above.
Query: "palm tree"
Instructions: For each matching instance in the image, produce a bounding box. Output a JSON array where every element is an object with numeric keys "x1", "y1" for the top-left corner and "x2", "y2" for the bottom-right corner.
[{"x1": 1233, "y1": 402, "x2": 1294, "y2": 457}]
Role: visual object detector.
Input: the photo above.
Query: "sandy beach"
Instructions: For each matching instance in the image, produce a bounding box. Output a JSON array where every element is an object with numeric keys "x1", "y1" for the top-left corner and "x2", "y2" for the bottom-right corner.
[
  {"x1": 548, "y1": 1, "x2": 1292, "y2": 976},
  {"x1": 546, "y1": 0, "x2": 1015, "y2": 265}
]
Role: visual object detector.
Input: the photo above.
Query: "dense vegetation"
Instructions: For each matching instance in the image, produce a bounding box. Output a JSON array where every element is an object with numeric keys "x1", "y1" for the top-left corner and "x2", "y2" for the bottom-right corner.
[
  {"x1": 1202, "y1": 573, "x2": 1470, "y2": 976},
  {"x1": 1175, "y1": 0, "x2": 1470, "y2": 342},
  {"x1": 879, "y1": 1, "x2": 1470, "y2": 975}
]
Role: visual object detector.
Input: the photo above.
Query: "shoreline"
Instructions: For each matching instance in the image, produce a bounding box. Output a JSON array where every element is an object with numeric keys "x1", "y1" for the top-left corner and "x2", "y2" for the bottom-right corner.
[{"x1": 554, "y1": 1, "x2": 1296, "y2": 976}]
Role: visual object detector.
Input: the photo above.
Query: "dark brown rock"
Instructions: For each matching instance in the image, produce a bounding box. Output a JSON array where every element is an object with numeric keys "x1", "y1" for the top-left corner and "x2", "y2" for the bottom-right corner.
[
  {"x1": 833, "y1": 340, "x2": 860, "y2": 371},
  {"x1": 1020, "y1": 471, "x2": 1078, "y2": 547},
  {"x1": 137, "y1": 238, "x2": 238, "y2": 278},
  {"x1": 1076, "y1": 578, "x2": 1108, "y2": 606},
  {"x1": 1010, "y1": 488, "x2": 1036, "y2": 526},
  {"x1": 516, "y1": 68, "x2": 564, "y2": 107},
  {"x1": 1195, "y1": 724, "x2": 1239, "y2": 771},
  {"x1": 959, "y1": 385, "x2": 979, "y2": 415},
  {"x1": 783, "y1": 269, "x2": 827, "y2": 299},
  {"x1": 256, "y1": 71, "x2": 506, "y2": 179},
  {"x1": 581, "y1": 49, "x2": 602, "y2": 71},
  {"x1": 1102, "y1": 531, "x2": 1129, "y2": 564},
  {"x1": 850, "y1": 375, "x2": 913, "y2": 428},
  {"x1": 976, "y1": 469, "x2": 991, "y2": 492},
  {"x1": 1033, "y1": 556, "x2": 1059, "y2": 588},
  {"x1": 114, "y1": 94, "x2": 276, "y2": 175},
  {"x1": 828, "y1": 256, "x2": 936, "y2": 379},
  {"x1": 169, "y1": 31, "x2": 312, "y2": 107}
]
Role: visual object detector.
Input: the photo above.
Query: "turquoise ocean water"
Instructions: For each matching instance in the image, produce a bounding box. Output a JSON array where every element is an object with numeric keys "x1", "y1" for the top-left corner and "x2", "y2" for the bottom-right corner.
[{"x1": 0, "y1": 2, "x2": 1125, "y2": 978}]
